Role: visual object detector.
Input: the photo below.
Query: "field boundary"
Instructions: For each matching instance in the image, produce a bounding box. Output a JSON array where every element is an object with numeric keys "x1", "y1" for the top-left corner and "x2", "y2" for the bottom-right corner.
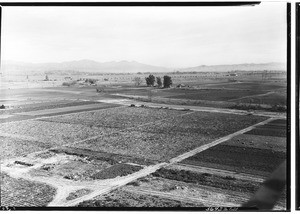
[{"x1": 168, "y1": 117, "x2": 275, "y2": 164}]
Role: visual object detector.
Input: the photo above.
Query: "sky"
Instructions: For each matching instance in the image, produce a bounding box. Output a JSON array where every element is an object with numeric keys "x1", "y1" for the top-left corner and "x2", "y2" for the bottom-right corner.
[{"x1": 1, "y1": 3, "x2": 287, "y2": 68}]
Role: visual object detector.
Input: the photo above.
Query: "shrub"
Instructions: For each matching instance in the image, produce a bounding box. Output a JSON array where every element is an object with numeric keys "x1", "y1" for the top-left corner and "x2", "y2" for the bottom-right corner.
[
  {"x1": 62, "y1": 81, "x2": 77, "y2": 86},
  {"x1": 133, "y1": 77, "x2": 143, "y2": 86}
]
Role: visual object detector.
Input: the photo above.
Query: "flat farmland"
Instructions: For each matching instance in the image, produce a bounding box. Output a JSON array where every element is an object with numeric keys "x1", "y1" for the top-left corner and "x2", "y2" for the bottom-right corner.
[
  {"x1": 66, "y1": 111, "x2": 267, "y2": 161},
  {"x1": 234, "y1": 92, "x2": 286, "y2": 105},
  {"x1": 67, "y1": 130, "x2": 211, "y2": 161},
  {"x1": 0, "y1": 120, "x2": 117, "y2": 147},
  {"x1": 0, "y1": 100, "x2": 100, "y2": 115},
  {"x1": 130, "y1": 111, "x2": 267, "y2": 137},
  {"x1": 245, "y1": 121, "x2": 286, "y2": 137},
  {"x1": 165, "y1": 89, "x2": 267, "y2": 102},
  {"x1": 0, "y1": 136, "x2": 50, "y2": 160},
  {"x1": 181, "y1": 119, "x2": 286, "y2": 177},
  {"x1": 202, "y1": 81, "x2": 286, "y2": 91},
  {"x1": 0, "y1": 74, "x2": 287, "y2": 209},
  {"x1": 40, "y1": 106, "x2": 187, "y2": 129},
  {"x1": 15, "y1": 103, "x2": 119, "y2": 117}
]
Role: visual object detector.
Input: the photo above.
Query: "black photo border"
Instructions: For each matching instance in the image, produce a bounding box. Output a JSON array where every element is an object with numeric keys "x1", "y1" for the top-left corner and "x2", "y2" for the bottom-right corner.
[{"x1": 0, "y1": 1, "x2": 291, "y2": 211}]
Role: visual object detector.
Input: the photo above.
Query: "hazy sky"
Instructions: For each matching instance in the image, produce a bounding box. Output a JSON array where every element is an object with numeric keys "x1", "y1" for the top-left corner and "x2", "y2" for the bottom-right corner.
[{"x1": 1, "y1": 3, "x2": 287, "y2": 68}]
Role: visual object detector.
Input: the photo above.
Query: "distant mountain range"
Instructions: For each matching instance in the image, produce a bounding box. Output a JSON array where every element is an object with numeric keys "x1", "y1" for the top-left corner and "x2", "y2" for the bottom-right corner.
[
  {"x1": 179, "y1": 62, "x2": 286, "y2": 72},
  {"x1": 0, "y1": 60, "x2": 286, "y2": 75}
]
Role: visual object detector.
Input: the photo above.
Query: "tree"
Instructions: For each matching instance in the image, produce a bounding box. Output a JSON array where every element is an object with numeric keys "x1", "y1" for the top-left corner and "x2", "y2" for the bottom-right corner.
[
  {"x1": 145, "y1": 74, "x2": 155, "y2": 86},
  {"x1": 133, "y1": 77, "x2": 142, "y2": 86},
  {"x1": 44, "y1": 75, "x2": 49, "y2": 81},
  {"x1": 156, "y1": 77, "x2": 162, "y2": 88},
  {"x1": 163, "y1": 75, "x2": 172, "y2": 88}
]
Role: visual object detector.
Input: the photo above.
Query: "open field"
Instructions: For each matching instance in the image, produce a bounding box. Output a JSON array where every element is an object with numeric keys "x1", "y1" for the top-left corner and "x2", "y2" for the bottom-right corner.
[{"x1": 0, "y1": 71, "x2": 287, "y2": 209}]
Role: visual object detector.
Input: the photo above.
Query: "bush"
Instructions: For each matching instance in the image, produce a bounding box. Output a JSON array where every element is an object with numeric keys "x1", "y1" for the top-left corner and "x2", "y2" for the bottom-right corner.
[
  {"x1": 62, "y1": 81, "x2": 77, "y2": 86},
  {"x1": 85, "y1": 78, "x2": 98, "y2": 84},
  {"x1": 133, "y1": 77, "x2": 143, "y2": 86}
]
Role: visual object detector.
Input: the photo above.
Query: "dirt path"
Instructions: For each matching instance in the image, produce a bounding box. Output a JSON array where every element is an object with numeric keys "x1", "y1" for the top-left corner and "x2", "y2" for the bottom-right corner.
[{"x1": 169, "y1": 163, "x2": 265, "y2": 183}]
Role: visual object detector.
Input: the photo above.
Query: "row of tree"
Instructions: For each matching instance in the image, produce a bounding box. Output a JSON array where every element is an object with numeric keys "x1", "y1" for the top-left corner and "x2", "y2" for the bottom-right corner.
[{"x1": 134, "y1": 75, "x2": 172, "y2": 88}]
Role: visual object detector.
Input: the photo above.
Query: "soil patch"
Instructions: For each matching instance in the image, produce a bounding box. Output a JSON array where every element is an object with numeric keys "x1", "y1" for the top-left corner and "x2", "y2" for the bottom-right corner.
[
  {"x1": 77, "y1": 189, "x2": 199, "y2": 207},
  {"x1": 90, "y1": 163, "x2": 142, "y2": 180},
  {"x1": 50, "y1": 147, "x2": 156, "y2": 166},
  {"x1": 0, "y1": 173, "x2": 56, "y2": 207},
  {"x1": 151, "y1": 168, "x2": 260, "y2": 193}
]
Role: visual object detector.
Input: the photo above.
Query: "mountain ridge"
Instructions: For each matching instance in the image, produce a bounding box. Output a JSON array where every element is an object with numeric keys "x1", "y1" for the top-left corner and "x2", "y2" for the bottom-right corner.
[{"x1": 1, "y1": 60, "x2": 286, "y2": 75}]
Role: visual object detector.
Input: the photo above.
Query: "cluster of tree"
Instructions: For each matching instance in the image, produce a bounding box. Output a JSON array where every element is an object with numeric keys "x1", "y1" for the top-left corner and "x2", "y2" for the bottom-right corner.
[
  {"x1": 85, "y1": 78, "x2": 98, "y2": 84},
  {"x1": 143, "y1": 74, "x2": 172, "y2": 88}
]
